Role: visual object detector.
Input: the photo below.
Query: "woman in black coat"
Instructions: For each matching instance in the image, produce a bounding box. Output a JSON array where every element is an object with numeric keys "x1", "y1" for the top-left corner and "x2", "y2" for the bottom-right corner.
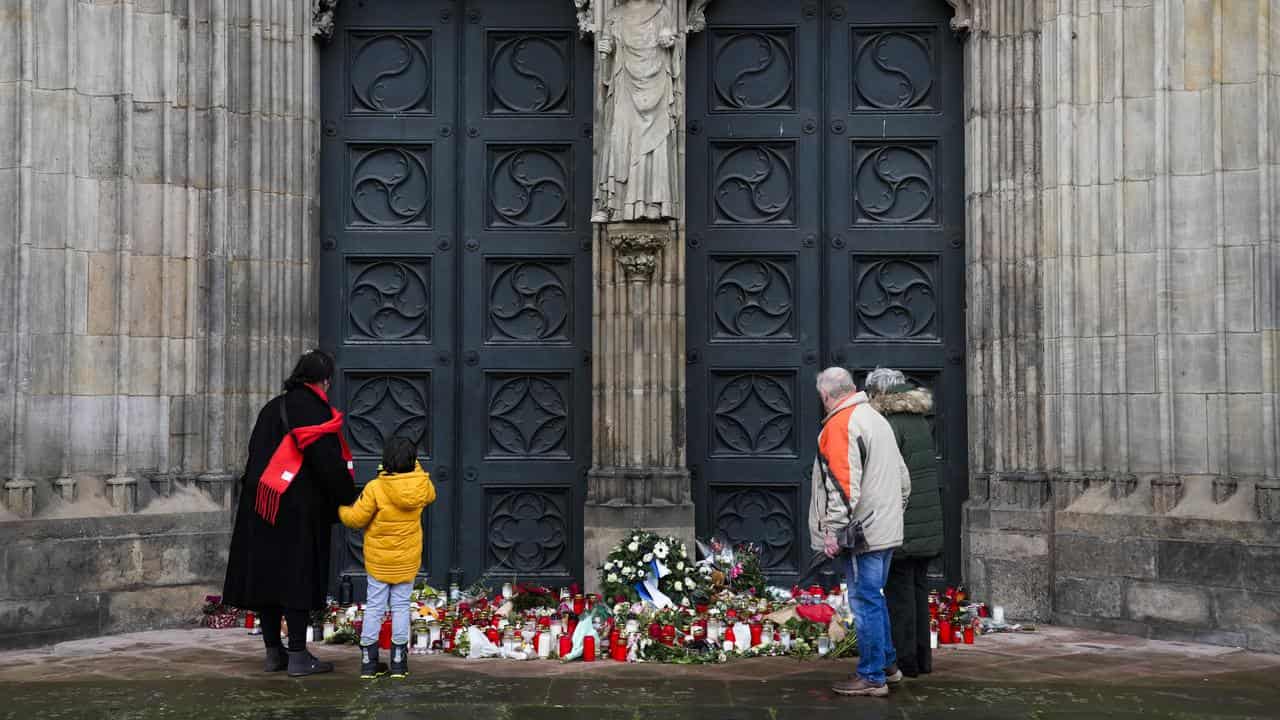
[
  {"x1": 866, "y1": 367, "x2": 944, "y2": 678},
  {"x1": 223, "y1": 351, "x2": 358, "y2": 676}
]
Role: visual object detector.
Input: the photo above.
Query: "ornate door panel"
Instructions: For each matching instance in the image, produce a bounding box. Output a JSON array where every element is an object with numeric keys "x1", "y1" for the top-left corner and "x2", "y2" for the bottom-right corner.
[
  {"x1": 457, "y1": 2, "x2": 592, "y2": 586},
  {"x1": 687, "y1": 0, "x2": 967, "y2": 585},
  {"x1": 826, "y1": 0, "x2": 967, "y2": 582},
  {"x1": 321, "y1": 0, "x2": 590, "y2": 596},
  {"x1": 686, "y1": 1, "x2": 824, "y2": 583}
]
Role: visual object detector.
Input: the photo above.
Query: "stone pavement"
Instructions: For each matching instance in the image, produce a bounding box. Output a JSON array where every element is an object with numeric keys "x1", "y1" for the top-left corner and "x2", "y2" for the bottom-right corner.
[{"x1": 0, "y1": 625, "x2": 1277, "y2": 719}]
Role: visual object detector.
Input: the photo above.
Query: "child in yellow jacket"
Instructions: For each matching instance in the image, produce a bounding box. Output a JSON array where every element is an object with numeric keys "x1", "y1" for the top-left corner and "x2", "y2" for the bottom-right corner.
[{"x1": 338, "y1": 437, "x2": 435, "y2": 679}]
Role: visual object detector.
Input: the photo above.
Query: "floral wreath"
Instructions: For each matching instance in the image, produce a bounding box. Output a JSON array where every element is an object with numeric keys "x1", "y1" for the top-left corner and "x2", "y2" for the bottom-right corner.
[{"x1": 599, "y1": 530, "x2": 699, "y2": 606}]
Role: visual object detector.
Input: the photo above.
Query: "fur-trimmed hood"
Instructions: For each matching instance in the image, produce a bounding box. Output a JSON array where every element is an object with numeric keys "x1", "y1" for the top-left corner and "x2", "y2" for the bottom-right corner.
[{"x1": 870, "y1": 387, "x2": 933, "y2": 416}]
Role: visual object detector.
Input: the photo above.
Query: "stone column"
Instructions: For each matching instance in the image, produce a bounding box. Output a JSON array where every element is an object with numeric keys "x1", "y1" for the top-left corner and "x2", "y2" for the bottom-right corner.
[
  {"x1": 966, "y1": 0, "x2": 1280, "y2": 650},
  {"x1": 0, "y1": 0, "x2": 319, "y2": 518},
  {"x1": 579, "y1": 0, "x2": 703, "y2": 588}
]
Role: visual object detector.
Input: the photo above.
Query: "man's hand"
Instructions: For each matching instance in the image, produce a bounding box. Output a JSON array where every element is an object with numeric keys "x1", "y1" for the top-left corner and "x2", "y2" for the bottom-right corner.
[
  {"x1": 823, "y1": 532, "x2": 839, "y2": 558},
  {"x1": 596, "y1": 38, "x2": 613, "y2": 55},
  {"x1": 658, "y1": 30, "x2": 676, "y2": 48}
]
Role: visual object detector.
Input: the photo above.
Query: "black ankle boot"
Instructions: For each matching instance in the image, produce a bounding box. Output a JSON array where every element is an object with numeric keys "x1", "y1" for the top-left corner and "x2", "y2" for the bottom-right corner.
[
  {"x1": 264, "y1": 645, "x2": 287, "y2": 672},
  {"x1": 389, "y1": 643, "x2": 409, "y2": 679},
  {"x1": 286, "y1": 648, "x2": 335, "y2": 677},
  {"x1": 360, "y1": 644, "x2": 387, "y2": 679}
]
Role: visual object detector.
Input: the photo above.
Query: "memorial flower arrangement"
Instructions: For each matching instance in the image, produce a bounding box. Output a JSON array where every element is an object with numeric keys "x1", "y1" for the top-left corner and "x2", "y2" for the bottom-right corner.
[
  {"x1": 200, "y1": 595, "x2": 240, "y2": 629},
  {"x1": 698, "y1": 537, "x2": 768, "y2": 596},
  {"x1": 207, "y1": 527, "x2": 1002, "y2": 663},
  {"x1": 599, "y1": 530, "x2": 700, "y2": 606}
]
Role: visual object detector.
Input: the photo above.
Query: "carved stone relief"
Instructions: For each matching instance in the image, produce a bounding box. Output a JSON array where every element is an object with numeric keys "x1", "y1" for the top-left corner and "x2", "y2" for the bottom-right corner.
[{"x1": 607, "y1": 227, "x2": 670, "y2": 281}]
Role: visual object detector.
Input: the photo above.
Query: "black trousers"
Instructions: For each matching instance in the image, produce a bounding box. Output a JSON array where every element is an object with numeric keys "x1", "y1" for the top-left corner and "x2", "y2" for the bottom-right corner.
[
  {"x1": 259, "y1": 606, "x2": 309, "y2": 652},
  {"x1": 884, "y1": 556, "x2": 933, "y2": 675}
]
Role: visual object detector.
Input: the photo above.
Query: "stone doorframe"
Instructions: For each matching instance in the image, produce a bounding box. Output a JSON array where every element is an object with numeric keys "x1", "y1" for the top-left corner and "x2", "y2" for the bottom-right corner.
[{"x1": 306, "y1": 0, "x2": 982, "y2": 587}]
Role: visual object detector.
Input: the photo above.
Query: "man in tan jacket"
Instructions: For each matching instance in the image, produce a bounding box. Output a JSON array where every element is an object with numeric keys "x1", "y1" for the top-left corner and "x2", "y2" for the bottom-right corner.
[{"x1": 809, "y1": 367, "x2": 911, "y2": 697}]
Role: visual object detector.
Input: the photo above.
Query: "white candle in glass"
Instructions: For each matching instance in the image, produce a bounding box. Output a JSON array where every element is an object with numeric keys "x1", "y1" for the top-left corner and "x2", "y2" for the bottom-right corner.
[
  {"x1": 780, "y1": 629, "x2": 792, "y2": 651},
  {"x1": 502, "y1": 582, "x2": 514, "y2": 599},
  {"x1": 817, "y1": 635, "x2": 831, "y2": 656},
  {"x1": 537, "y1": 633, "x2": 551, "y2": 658},
  {"x1": 992, "y1": 605, "x2": 1005, "y2": 624}
]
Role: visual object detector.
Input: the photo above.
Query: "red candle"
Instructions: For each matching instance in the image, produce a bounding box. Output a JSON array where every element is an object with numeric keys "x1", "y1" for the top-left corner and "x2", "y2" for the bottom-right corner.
[
  {"x1": 583, "y1": 635, "x2": 596, "y2": 662},
  {"x1": 244, "y1": 611, "x2": 255, "y2": 629},
  {"x1": 379, "y1": 616, "x2": 393, "y2": 650},
  {"x1": 749, "y1": 623, "x2": 763, "y2": 647},
  {"x1": 612, "y1": 642, "x2": 628, "y2": 661},
  {"x1": 573, "y1": 595, "x2": 586, "y2": 615},
  {"x1": 939, "y1": 621, "x2": 952, "y2": 644},
  {"x1": 539, "y1": 616, "x2": 552, "y2": 628},
  {"x1": 558, "y1": 634, "x2": 572, "y2": 658},
  {"x1": 978, "y1": 603, "x2": 989, "y2": 618},
  {"x1": 963, "y1": 626, "x2": 975, "y2": 644},
  {"x1": 609, "y1": 629, "x2": 621, "y2": 651},
  {"x1": 696, "y1": 604, "x2": 709, "y2": 615},
  {"x1": 661, "y1": 625, "x2": 676, "y2": 646},
  {"x1": 649, "y1": 622, "x2": 662, "y2": 640},
  {"x1": 485, "y1": 627, "x2": 501, "y2": 645},
  {"x1": 445, "y1": 628, "x2": 455, "y2": 652},
  {"x1": 566, "y1": 618, "x2": 578, "y2": 637}
]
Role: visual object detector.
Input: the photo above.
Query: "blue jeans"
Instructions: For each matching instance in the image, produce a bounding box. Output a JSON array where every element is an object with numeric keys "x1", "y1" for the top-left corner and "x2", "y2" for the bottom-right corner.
[
  {"x1": 360, "y1": 577, "x2": 413, "y2": 647},
  {"x1": 844, "y1": 549, "x2": 897, "y2": 684}
]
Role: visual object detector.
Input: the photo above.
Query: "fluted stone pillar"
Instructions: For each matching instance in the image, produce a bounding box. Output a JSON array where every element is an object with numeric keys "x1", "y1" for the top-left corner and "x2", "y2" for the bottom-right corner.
[
  {"x1": 0, "y1": 0, "x2": 319, "y2": 518},
  {"x1": 580, "y1": 1, "x2": 701, "y2": 589},
  {"x1": 965, "y1": 0, "x2": 1280, "y2": 652}
]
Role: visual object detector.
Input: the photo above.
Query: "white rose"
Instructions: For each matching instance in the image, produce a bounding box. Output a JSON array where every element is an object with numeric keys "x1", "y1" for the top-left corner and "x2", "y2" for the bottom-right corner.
[
  {"x1": 680, "y1": 546, "x2": 687, "y2": 557},
  {"x1": 643, "y1": 553, "x2": 653, "y2": 563},
  {"x1": 628, "y1": 542, "x2": 639, "y2": 552},
  {"x1": 676, "y1": 561, "x2": 685, "y2": 571},
  {"x1": 608, "y1": 573, "x2": 619, "y2": 583},
  {"x1": 674, "y1": 581, "x2": 684, "y2": 591}
]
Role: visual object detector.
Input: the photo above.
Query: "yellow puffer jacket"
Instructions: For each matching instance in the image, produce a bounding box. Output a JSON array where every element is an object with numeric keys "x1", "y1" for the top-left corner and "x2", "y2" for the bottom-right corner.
[{"x1": 338, "y1": 463, "x2": 436, "y2": 585}]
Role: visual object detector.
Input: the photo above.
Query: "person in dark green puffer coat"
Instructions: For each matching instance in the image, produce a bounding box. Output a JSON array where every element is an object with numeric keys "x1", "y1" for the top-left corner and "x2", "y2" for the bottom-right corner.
[{"x1": 866, "y1": 368, "x2": 942, "y2": 677}]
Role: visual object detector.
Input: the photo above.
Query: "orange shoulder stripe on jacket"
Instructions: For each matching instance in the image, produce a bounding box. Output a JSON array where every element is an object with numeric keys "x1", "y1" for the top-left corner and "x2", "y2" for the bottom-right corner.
[{"x1": 820, "y1": 406, "x2": 857, "y2": 501}]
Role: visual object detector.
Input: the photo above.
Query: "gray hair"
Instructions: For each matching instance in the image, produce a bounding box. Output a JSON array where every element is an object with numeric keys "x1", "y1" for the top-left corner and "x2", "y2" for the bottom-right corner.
[
  {"x1": 865, "y1": 367, "x2": 907, "y2": 397},
  {"x1": 815, "y1": 367, "x2": 857, "y2": 398}
]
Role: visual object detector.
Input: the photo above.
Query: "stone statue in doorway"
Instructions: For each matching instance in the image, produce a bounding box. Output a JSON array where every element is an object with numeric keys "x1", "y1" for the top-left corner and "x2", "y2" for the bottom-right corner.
[{"x1": 591, "y1": 0, "x2": 682, "y2": 223}]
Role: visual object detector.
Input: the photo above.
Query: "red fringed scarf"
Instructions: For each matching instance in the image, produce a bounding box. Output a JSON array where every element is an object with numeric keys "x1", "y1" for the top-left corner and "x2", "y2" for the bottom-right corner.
[{"x1": 255, "y1": 384, "x2": 354, "y2": 525}]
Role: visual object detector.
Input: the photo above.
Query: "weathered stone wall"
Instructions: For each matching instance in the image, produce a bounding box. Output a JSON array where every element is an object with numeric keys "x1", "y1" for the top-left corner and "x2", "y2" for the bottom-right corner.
[
  {"x1": 0, "y1": 0, "x2": 319, "y2": 516},
  {"x1": 0, "y1": 512, "x2": 231, "y2": 650},
  {"x1": 0, "y1": 0, "x2": 318, "y2": 645},
  {"x1": 965, "y1": 0, "x2": 1280, "y2": 653}
]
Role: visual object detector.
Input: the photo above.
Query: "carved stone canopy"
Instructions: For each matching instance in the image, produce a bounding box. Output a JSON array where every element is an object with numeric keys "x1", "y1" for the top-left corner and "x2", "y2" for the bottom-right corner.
[
  {"x1": 946, "y1": 0, "x2": 978, "y2": 33},
  {"x1": 607, "y1": 227, "x2": 671, "y2": 282}
]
